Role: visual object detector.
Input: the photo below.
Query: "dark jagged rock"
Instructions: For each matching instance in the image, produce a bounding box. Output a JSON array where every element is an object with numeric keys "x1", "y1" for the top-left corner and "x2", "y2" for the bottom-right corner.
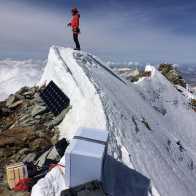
[
  {"x1": 0, "y1": 105, "x2": 11, "y2": 118},
  {"x1": 31, "y1": 105, "x2": 47, "y2": 117},
  {"x1": 191, "y1": 99, "x2": 196, "y2": 107},
  {"x1": 48, "y1": 107, "x2": 70, "y2": 129},
  {"x1": 16, "y1": 87, "x2": 31, "y2": 95},
  {"x1": 0, "y1": 127, "x2": 35, "y2": 147},
  {"x1": 8, "y1": 100, "x2": 23, "y2": 109},
  {"x1": 6, "y1": 95, "x2": 17, "y2": 108},
  {"x1": 191, "y1": 99, "x2": 196, "y2": 112}
]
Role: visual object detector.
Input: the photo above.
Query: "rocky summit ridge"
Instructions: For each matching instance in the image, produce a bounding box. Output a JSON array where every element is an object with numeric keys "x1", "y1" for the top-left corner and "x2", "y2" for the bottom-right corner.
[{"x1": 0, "y1": 85, "x2": 69, "y2": 195}]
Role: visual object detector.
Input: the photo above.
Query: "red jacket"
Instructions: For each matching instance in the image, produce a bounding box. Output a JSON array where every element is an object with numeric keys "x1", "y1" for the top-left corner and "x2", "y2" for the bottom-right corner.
[{"x1": 71, "y1": 14, "x2": 80, "y2": 32}]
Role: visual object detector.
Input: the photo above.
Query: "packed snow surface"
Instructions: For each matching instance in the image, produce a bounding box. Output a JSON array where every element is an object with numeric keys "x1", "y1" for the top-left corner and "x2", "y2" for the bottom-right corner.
[{"x1": 36, "y1": 46, "x2": 196, "y2": 196}]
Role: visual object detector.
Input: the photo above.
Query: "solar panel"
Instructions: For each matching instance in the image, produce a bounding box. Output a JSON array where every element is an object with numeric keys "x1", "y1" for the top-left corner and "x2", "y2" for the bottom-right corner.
[{"x1": 40, "y1": 81, "x2": 70, "y2": 116}]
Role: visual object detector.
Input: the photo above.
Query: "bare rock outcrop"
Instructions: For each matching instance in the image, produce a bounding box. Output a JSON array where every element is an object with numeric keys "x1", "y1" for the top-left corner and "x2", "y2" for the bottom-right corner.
[
  {"x1": 158, "y1": 64, "x2": 186, "y2": 88},
  {"x1": 0, "y1": 85, "x2": 69, "y2": 194}
]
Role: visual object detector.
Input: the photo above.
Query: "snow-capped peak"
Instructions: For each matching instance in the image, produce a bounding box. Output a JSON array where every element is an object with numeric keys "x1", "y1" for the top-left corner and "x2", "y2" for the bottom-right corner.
[{"x1": 36, "y1": 46, "x2": 196, "y2": 196}]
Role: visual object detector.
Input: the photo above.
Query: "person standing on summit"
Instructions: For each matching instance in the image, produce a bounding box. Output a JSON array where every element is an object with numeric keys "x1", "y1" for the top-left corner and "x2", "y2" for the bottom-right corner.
[{"x1": 68, "y1": 8, "x2": 81, "y2": 50}]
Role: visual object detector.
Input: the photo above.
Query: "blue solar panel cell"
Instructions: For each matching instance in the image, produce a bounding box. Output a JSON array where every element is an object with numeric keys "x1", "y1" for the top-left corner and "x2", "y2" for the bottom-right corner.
[{"x1": 40, "y1": 81, "x2": 70, "y2": 116}]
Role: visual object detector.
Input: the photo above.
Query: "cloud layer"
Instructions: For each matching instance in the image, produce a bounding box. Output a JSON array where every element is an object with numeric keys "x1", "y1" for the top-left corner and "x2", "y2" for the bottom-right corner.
[{"x1": 0, "y1": 59, "x2": 45, "y2": 100}]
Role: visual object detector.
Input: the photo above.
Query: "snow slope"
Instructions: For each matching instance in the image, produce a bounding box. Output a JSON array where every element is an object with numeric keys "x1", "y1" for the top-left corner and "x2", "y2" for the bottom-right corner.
[
  {"x1": 39, "y1": 47, "x2": 106, "y2": 140},
  {"x1": 38, "y1": 46, "x2": 196, "y2": 196}
]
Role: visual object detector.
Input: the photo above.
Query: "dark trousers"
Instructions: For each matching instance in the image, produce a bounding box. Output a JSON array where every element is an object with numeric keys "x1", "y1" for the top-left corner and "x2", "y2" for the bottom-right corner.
[{"x1": 73, "y1": 33, "x2": 80, "y2": 50}]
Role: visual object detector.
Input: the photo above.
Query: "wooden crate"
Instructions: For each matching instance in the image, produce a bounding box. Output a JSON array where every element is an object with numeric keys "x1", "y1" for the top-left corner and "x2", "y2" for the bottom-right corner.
[{"x1": 6, "y1": 162, "x2": 28, "y2": 189}]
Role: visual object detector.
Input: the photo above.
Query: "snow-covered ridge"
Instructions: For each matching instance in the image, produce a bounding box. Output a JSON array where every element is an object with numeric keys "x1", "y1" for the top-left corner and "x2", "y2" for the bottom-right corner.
[
  {"x1": 38, "y1": 46, "x2": 196, "y2": 196},
  {"x1": 39, "y1": 46, "x2": 106, "y2": 140}
]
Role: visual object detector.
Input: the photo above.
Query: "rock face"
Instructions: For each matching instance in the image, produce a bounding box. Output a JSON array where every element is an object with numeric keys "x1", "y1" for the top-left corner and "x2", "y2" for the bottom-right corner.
[
  {"x1": 31, "y1": 105, "x2": 47, "y2": 117},
  {"x1": 158, "y1": 64, "x2": 186, "y2": 88},
  {"x1": 0, "y1": 85, "x2": 69, "y2": 193},
  {"x1": 6, "y1": 95, "x2": 17, "y2": 108},
  {"x1": 191, "y1": 99, "x2": 196, "y2": 112}
]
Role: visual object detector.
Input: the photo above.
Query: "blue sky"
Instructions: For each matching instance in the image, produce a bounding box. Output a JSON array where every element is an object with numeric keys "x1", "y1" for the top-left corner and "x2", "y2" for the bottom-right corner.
[{"x1": 0, "y1": 0, "x2": 196, "y2": 64}]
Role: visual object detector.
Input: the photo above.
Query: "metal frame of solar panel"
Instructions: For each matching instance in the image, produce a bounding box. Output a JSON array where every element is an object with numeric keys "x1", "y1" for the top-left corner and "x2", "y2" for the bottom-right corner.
[{"x1": 40, "y1": 81, "x2": 70, "y2": 116}]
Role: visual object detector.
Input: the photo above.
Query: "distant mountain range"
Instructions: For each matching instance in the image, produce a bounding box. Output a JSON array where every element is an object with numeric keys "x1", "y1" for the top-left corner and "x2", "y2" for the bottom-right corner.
[
  {"x1": 177, "y1": 65, "x2": 196, "y2": 87},
  {"x1": 107, "y1": 61, "x2": 196, "y2": 87}
]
